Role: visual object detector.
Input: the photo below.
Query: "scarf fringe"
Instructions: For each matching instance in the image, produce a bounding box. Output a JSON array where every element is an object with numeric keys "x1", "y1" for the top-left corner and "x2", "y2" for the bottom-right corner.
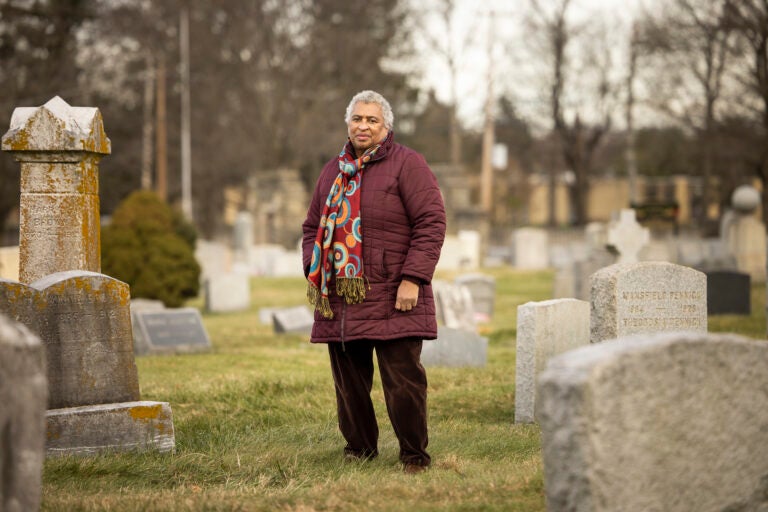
[
  {"x1": 307, "y1": 284, "x2": 334, "y2": 319},
  {"x1": 337, "y1": 277, "x2": 367, "y2": 304}
]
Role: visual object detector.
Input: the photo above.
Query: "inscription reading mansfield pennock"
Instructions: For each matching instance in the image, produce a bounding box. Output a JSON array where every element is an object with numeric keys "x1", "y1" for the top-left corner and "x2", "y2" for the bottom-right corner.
[{"x1": 619, "y1": 289, "x2": 706, "y2": 331}]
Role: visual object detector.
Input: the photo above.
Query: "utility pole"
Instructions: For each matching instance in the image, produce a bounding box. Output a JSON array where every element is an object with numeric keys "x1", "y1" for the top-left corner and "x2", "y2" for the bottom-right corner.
[
  {"x1": 155, "y1": 55, "x2": 168, "y2": 201},
  {"x1": 626, "y1": 23, "x2": 638, "y2": 206},
  {"x1": 480, "y1": 10, "x2": 495, "y2": 215},
  {"x1": 180, "y1": 4, "x2": 193, "y2": 221},
  {"x1": 141, "y1": 52, "x2": 155, "y2": 191}
]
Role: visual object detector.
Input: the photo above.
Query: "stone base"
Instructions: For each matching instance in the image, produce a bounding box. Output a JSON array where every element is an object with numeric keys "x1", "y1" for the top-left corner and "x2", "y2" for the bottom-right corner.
[{"x1": 46, "y1": 401, "x2": 175, "y2": 457}]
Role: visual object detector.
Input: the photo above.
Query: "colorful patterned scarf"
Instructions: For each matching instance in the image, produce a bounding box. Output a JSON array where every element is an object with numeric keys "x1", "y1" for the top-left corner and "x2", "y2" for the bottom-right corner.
[{"x1": 307, "y1": 140, "x2": 381, "y2": 318}]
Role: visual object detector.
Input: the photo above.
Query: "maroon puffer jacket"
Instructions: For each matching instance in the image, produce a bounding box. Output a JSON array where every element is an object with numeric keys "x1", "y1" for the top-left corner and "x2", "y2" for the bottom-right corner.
[{"x1": 301, "y1": 132, "x2": 446, "y2": 344}]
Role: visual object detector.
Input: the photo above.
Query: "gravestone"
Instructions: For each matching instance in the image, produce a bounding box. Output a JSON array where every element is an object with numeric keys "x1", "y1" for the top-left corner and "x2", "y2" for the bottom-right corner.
[
  {"x1": 133, "y1": 307, "x2": 212, "y2": 355},
  {"x1": 272, "y1": 305, "x2": 314, "y2": 334},
  {"x1": 432, "y1": 280, "x2": 476, "y2": 332},
  {"x1": 591, "y1": 261, "x2": 707, "y2": 343},
  {"x1": 606, "y1": 209, "x2": 649, "y2": 264},
  {"x1": 552, "y1": 224, "x2": 615, "y2": 300},
  {"x1": 1, "y1": 96, "x2": 175, "y2": 456},
  {"x1": 538, "y1": 332, "x2": 768, "y2": 512},
  {"x1": 0, "y1": 314, "x2": 47, "y2": 512},
  {"x1": 724, "y1": 185, "x2": 767, "y2": 283},
  {"x1": 515, "y1": 299, "x2": 590, "y2": 424},
  {"x1": 706, "y1": 270, "x2": 750, "y2": 315},
  {"x1": 421, "y1": 326, "x2": 488, "y2": 367},
  {"x1": 31, "y1": 271, "x2": 140, "y2": 409},
  {"x1": 249, "y1": 244, "x2": 281, "y2": 275},
  {"x1": 513, "y1": 227, "x2": 549, "y2": 269},
  {"x1": 457, "y1": 230, "x2": 481, "y2": 269},
  {"x1": 436, "y1": 231, "x2": 481, "y2": 271},
  {"x1": 270, "y1": 247, "x2": 304, "y2": 277},
  {"x1": 195, "y1": 239, "x2": 232, "y2": 280},
  {"x1": 233, "y1": 211, "x2": 254, "y2": 265},
  {"x1": 204, "y1": 273, "x2": 250, "y2": 312},
  {"x1": 130, "y1": 298, "x2": 165, "y2": 354},
  {"x1": 454, "y1": 273, "x2": 495, "y2": 322}
]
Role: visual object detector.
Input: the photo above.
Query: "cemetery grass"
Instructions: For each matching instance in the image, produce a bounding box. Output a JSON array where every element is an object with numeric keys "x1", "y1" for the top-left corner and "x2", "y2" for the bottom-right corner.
[
  {"x1": 41, "y1": 269, "x2": 766, "y2": 511},
  {"x1": 42, "y1": 269, "x2": 553, "y2": 512}
]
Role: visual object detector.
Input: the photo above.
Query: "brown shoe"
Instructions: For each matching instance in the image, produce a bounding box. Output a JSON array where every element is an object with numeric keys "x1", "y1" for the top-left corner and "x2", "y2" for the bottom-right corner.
[{"x1": 403, "y1": 463, "x2": 427, "y2": 474}]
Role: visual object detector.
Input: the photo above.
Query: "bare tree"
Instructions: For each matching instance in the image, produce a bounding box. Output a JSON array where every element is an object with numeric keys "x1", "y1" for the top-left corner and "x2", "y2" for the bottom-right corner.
[
  {"x1": 638, "y1": 0, "x2": 734, "y2": 223},
  {"x1": 723, "y1": 0, "x2": 768, "y2": 223},
  {"x1": 527, "y1": 0, "x2": 617, "y2": 226},
  {"x1": 412, "y1": 0, "x2": 476, "y2": 166}
]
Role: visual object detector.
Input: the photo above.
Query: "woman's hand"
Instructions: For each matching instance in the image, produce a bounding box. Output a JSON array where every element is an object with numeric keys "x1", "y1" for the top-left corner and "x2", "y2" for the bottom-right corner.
[{"x1": 395, "y1": 278, "x2": 419, "y2": 312}]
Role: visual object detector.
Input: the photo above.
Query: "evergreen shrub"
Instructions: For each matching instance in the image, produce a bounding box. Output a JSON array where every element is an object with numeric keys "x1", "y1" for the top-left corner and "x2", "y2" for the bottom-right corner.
[{"x1": 102, "y1": 191, "x2": 200, "y2": 307}]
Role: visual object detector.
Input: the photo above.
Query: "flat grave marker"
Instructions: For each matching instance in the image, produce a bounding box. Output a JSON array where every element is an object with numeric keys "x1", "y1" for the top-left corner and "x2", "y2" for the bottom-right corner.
[
  {"x1": 133, "y1": 307, "x2": 211, "y2": 355},
  {"x1": 272, "y1": 305, "x2": 314, "y2": 334}
]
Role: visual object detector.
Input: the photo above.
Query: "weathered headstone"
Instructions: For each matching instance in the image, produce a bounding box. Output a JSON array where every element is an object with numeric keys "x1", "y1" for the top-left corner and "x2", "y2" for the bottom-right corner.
[
  {"x1": 432, "y1": 280, "x2": 476, "y2": 332},
  {"x1": 204, "y1": 273, "x2": 250, "y2": 312},
  {"x1": 454, "y1": 273, "x2": 495, "y2": 322},
  {"x1": 591, "y1": 261, "x2": 707, "y2": 343},
  {"x1": 1, "y1": 96, "x2": 175, "y2": 457},
  {"x1": 32, "y1": 271, "x2": 140, "y2": 409},
  {"x1": 538, "y1": 332, "x2": 768, "y2": 512},
  {"x1": 272, "y1": 305, "x2": 314, "y2": 334},
  {"x1": 1, "y1": 273, "x2": 140, "y2": 410},
  {"x1": 133, "y1": 307, "x2": 212, "y2": 355},
  {"x1": 421, "y1": 326, "x2": 488, "y2": 367},
  {"x1": 0, "y1": 314, "x2": 47, "y2": 512},
  {"x1": 606, "y1": 209, "x2": 649, "y2": 264},
  {"x1": 706, "y1": 270, "x2": 750, "y2": 315},
  {"x1": 514, "y1": 299, "x2": 590, "y2": 424},
  {"x1": 513, "y1": 227, "x2": 549, "y2": 269}
]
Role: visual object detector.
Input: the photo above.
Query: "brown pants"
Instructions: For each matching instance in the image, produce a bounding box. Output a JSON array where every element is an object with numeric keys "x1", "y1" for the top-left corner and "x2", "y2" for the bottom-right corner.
[{"x1": 328, "y1": 338, "x2": 430, "y2": 466}]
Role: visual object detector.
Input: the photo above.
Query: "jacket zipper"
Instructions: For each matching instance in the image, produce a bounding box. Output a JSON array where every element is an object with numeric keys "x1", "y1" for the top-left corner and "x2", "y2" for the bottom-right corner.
[{"x1": 341, "y1": 302, "x2": 347, "y2": 351}]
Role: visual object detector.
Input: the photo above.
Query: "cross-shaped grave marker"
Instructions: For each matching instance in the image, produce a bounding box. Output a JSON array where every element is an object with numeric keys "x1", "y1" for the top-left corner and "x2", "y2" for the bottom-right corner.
[{"x1": 606, "y1": 209, "x2": 650, "y2": 264}]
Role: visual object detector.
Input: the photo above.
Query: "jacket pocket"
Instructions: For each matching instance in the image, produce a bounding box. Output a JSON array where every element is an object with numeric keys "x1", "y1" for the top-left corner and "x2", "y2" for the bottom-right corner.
[{"x1": 365, "y1": 247, "x2": 386, "y2": 281}]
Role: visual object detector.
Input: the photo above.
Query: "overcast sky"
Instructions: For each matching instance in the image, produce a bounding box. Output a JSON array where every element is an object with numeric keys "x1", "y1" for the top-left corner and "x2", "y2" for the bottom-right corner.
[{"x1": 414, "y1": 0, "x2": 648, "y2": 129}]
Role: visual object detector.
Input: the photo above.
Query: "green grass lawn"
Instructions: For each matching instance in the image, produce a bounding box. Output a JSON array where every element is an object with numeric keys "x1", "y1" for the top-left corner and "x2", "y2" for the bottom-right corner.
[{"x1": 41, "y1": 268, "x2": 766, "y2": 511}]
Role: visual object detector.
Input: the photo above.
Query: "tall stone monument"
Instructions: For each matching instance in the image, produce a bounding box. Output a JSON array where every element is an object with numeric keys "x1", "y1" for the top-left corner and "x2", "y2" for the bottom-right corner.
[
  {"x1": 4, "y1": 96, "x2": 107, "y2": 284},
  {"x1": 724, "y1": 184, "x2": 766, "y2": 283},
  {"x1": 1, "y1": 97, "x2": 175, "y2": 456}
]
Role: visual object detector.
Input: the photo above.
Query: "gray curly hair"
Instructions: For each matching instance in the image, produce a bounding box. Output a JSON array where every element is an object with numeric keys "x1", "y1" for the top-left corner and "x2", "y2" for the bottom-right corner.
[{"x1": 344, "y1": 90, "x2": 394, "y2": 130}]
